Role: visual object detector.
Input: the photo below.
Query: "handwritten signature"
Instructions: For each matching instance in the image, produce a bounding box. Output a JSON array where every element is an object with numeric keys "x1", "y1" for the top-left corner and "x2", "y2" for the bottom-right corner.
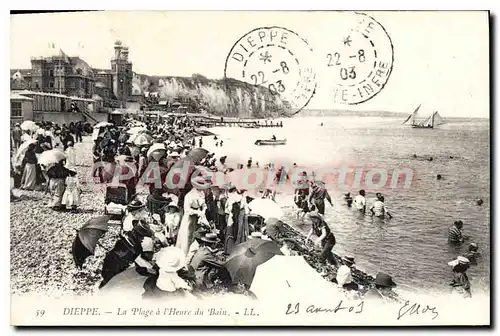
[{"x1": 397, "y1": 300, "x2": 439, "y2": 320}]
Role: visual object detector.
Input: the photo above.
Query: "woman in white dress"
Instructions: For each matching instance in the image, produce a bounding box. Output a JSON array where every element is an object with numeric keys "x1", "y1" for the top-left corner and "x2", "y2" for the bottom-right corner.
[{"x1": 176, "y1": 176, "x2": 210, "y2": 256}]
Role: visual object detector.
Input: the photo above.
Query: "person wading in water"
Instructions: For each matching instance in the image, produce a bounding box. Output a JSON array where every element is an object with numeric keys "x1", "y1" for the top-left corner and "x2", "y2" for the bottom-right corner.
[{"x1": 308, "y1": 181, "x2": 333, "y2": 216}]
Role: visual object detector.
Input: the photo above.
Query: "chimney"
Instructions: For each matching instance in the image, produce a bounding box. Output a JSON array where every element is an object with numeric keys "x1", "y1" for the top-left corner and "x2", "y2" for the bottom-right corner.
[
  {"x1": 114, "y1": 40, "x2": 122, "y2": 60},
  {"x1": 121, "y1": 47, "x2": 129, "y2": 61}
]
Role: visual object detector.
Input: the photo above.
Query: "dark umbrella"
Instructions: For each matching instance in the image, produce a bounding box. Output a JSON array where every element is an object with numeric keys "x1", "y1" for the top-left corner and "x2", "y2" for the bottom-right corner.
[
  {"x1": 187, "y1": 148, "x2": 209, "y2": 164},
  {"x1": 224, "y1": 239, "x2": 283, "y2": 287},
  {"x1": 71, "y1": 215, "x2": 111, "y2": 268}
]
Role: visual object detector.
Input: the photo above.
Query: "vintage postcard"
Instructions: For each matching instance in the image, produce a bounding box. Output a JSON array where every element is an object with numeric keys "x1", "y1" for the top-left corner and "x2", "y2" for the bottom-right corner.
[{"x1": 9, "y1": 10, "x2": 490, "y2": 326}]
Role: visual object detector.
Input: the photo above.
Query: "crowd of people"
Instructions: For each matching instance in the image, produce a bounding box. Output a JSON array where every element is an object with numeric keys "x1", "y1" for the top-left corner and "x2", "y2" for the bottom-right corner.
[{"x1": 10, "y1": 114, "x2": 480, "y2": 301}]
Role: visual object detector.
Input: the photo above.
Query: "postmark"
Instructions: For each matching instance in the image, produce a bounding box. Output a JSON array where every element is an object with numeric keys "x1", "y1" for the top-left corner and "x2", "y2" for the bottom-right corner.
[
  {"x1": 224, "y1": 26, "x2": 317, "y2": 116},
  {"x1": 326, "y1": 12, "x2": 394, "y2": 105}
]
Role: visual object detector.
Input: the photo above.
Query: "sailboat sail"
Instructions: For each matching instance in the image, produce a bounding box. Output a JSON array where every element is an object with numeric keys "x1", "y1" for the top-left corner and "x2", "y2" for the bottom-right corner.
[
  {"x1": 432, "y1": 111, "x2": 445, "y2": 126},
  {"x1": 403, "y1": 104, "x2": 421, "y2": 124}
]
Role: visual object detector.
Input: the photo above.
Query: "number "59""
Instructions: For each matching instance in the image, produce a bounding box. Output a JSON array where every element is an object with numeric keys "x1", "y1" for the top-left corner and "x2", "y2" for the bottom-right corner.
[{"x1": 35, "y1": 310, "x2": 45, "y2": 317}]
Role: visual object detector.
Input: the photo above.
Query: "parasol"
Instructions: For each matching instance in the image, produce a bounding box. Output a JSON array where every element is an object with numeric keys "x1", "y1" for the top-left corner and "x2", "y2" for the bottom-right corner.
[
  {"x1": 20, "y1": 120, "x2": 38, "y2": 132},
  {"x1": 14, "y1": 139, "x2": 37, "y2": 166},
  {"x1": 94, "y1": 122, "x2": 113, "y2": 128},
  {"x1": 133, "y1": 133, "x2": 153, "y2": 146},
  {"x1": 224, "y1": 239, "x2": 283, "y2": 286},
  {"x1": 187, "y1": 148, "x2": 209, "y2": 164},
  {"x1": 71, "y1": 215, "x2": 111, "y2": 268},
  {"x1": 126, "y1": 126, "x2": 147, "y2": 135},
  {"x1": 38, "y1": 148, "x2": 67, "y2": 166},
  {"x1": 247, "y1": 198, "x2": 284, "y2": 220},
  {"x1": 98, "y1": 267, "x2": 148, "y2": 298},
  {"x1": 147, "y1": 143, "x2": 166, "y2": 158},
  {"x1": 250, "y1": 255, "x2": 339, "y2": 301}
]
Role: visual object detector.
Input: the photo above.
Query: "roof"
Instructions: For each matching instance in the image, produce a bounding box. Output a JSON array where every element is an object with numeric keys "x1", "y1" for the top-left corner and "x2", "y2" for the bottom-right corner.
[
  {"x1": 17, "y1": 90, "x2": 68, "y2": 98},
  {"x1": 69, "y1": 96, "x2": 95, "y2": 102},
  {"x1": 11, "y1": 92, "x2": 33, "y2": 101}
]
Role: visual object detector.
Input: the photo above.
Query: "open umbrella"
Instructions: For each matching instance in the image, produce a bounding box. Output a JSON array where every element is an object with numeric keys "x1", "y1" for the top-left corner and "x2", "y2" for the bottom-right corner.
[
  {"x1": 248, "y1": 198, "x2": 284, "y2": 220},
  {"x1": 71, "y1": 215, "x2": 111, "y2": 268},
  {"x1": 187, "y1": 148, "x2": 209, "y2": 164},
  {"x1": 250, "y1": 255, "x2": 339, "y2": 300},
  {"x1": 126, "y1": 126, "x2": 147, "y2": 135},
  {"x1": 224, "y1": 239, "x2": 283, "y2": 286},
  {"x1": 94, "y1": 122, "x2": 113, "y2": 128},
  {"x1": 133, "y1": 133, "x2": 153, "y2": 146},
  {"x1": 20, "y1": 120, "x2": 38, "y2": 132},
  {"x1": 38, "y1": 148, "x2": 67, "y2": 166},
  {"x1": 147, "y1": 143, "x2": 166, "y2": 157}
]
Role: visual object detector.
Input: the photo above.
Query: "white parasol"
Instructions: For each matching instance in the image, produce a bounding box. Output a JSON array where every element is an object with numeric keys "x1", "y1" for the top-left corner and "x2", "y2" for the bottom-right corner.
[
  {"x1": 20, "y1": 120, "x2": 38, "y2": 132},
  {"x1": 38, "y1": 148, "x2": 67, "y2": 166},
  {"x1": 14, "y1": 139, "x2": 37, "y2": 166},
  {"x1": 94, "y1": 122, "x2": 113, "y2": 128},
  {"x1": 247, "y1": 198, "x2": 284, "y2": 220},
  {"x1": 133, "y1": 133, "x2": 153, "y2": 146},
  {"x1": 250, "y1": 256, "x2": 340, "y2": 301},
  {"x1": 147, "y1": 143, "x2": 166, "y2": 157},
  {"x1": 126, "y1": 126, "x2": 147, "y2": 135}
]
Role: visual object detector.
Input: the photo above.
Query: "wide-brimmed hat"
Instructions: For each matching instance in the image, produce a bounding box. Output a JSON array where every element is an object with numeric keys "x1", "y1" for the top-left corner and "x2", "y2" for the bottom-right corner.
[
  {"x1": 168, "y1": 151, "x2": 180, "y2": 157},
  {"x1": 342, "y1": 255, "x2": 355, "y2": 265},
  {"x1": 200, "y1": 232, "x2": 220, "y2": 244},
  {"x1": 155, "y1": 246, "x2": 186, "y2": 273},
  {"x1": 192, "y1": 175, "x2": 212, "y2": 189},
  {"x1": 448, "y1": 256, "x2": 470, "y2": 267},
  {"x1": 374, "y1": 272, "x2": 397, "y2": 287},
  {"x1": 127, "y1": 200, "x2": 146, "y2": 211}
]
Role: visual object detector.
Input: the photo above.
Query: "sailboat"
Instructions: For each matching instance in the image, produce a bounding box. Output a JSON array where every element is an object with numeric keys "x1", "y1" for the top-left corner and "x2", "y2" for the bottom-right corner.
[{"x1": 402, "y1": 105, "x2": 445, "y2": 129}]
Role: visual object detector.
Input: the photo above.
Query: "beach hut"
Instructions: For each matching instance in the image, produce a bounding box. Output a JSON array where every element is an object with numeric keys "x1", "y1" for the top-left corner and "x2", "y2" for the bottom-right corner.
[{"x1": 109, "y1": 110, "x2": 124, "y2": 126}]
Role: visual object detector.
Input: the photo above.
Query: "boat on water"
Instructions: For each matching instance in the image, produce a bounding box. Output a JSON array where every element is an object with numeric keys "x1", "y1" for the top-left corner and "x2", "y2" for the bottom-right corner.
[
  {"x1": 254, "y1": 139, "x2": 287, "y2": 146},
  {"x1": 402, "y1": 105, "x2": 445, "y2": 129},
  {"x1": 240, "y1": 124, "x2": 260, "y2": 129}
]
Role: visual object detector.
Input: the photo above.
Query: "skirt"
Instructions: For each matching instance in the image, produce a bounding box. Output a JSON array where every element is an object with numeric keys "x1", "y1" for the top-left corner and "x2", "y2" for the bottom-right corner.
[
  {"x1": 48, "y1": 178, "x2": 66, "y2": 207},
  {"x1": 62, "y1": 186, "x2": 81, "y2": 207},
  {"x1": 176, "y1": 214, "x2": 198, "y2": 256},
  {"x1": 21, "y1": 163, "x2": 37, "y2": 190}
]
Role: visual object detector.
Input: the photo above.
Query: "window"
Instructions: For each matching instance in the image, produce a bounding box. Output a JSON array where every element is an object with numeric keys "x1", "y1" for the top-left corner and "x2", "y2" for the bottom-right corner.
[
  {"x1": 49, "y1": 82, "x2": 54, "y2": 88},
  {"x1": 49, "y1": 70, "x2": 54, "y2": 76},
  {"x1": 35, "y1": 82, "x2": 40, "y2": 89},
  {"x1": 11, "y1": 102, "x2": 21, "y2": 117}
]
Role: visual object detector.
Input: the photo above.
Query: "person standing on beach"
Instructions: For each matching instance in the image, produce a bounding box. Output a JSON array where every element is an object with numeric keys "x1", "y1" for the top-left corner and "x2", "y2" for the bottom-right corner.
[
  {"x1": 448, "y1": 256, "x2": 472, "y2": 298},
  {"x1": 308, "y1": 181, "x2": 333, "y2": 215},
  {"x1": 304, "y1": 212, "x2": 337, "y2": 266}
]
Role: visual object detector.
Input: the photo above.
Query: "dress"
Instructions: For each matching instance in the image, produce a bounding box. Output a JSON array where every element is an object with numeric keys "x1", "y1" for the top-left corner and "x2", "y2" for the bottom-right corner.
[
  {"x1": 21, "y1": 150, "x2": 37, "y2": 190},
  {"x1": 62, "y1": 176, "x2": 81, "y2": 207},
  {"x1": 176, "y1": 189, "x2": 207, "y2": 256}
]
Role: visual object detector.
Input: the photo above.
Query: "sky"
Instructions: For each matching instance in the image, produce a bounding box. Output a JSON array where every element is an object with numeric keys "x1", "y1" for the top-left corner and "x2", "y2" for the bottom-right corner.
[{"x1": 10, "y1": 11, "x2": 489, "y2": 118}]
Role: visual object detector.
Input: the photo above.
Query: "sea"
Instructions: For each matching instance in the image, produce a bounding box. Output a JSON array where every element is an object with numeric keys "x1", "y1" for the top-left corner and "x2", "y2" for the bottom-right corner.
[{"x1": 201, "y1": 115, "x2": 490, "y2": 295}]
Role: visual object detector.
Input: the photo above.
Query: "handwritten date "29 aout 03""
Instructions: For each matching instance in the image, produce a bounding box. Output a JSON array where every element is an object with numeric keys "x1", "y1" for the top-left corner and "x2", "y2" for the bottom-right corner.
[{"x1": 285, "y1": 300, "x2": 364, "y2": 315}]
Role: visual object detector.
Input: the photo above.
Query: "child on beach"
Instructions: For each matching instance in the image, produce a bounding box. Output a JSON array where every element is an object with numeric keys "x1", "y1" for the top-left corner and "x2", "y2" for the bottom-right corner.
[{"x1": 62, "y1": 174, "x2": 81, "y2": 211}]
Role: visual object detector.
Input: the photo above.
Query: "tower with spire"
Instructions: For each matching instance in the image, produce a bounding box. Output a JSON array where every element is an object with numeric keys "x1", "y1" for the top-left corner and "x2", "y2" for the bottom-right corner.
[{"x1": 110, "y1": 40, "x2": 133, "y2": 101}]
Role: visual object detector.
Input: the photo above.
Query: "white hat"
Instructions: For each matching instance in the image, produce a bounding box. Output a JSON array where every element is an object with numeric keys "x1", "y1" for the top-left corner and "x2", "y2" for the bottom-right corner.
[
  {"x1": 152, "y1": 213, "x2": 161, "y2": 223},
  {"x1": 448, "y1": 256, "x2": 470, "y2": 267},
  {"x1": 192, "y1": 175, "x2": 212, "y2": 189},
  {"x1": 168, "y1": 151, "x2": 180, "y2": 157},
  {"x1": 155, "y1": 246, "x2": 186, "y2": 273}
]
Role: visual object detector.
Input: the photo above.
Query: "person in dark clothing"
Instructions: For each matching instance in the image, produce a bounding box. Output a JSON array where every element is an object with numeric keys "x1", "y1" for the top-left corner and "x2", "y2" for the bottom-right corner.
[
  {"x1": 61, "y1": 132, "x2": 75, "y2": 150},
  {"x1": 46, "y1": 160, "x2": 77, "y2": 210},
  {"x1": 308, "y1": 181, "x2": 333, "y2": 215},
  {"x1": 304, "y1": 212, "x2": 338, "y2": 266},
  {"x1": 75, "y1": 121, "x2": 83, "y2": 143}
]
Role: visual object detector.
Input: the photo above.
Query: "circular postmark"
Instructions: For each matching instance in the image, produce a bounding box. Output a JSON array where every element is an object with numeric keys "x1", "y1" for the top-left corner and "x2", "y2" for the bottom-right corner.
[
  {"x1": 326, "y1": 12, "x2": 394, "y2": 105},
  {"x1": 224, "y1": 26, "x2": 317, "y2": 116}
]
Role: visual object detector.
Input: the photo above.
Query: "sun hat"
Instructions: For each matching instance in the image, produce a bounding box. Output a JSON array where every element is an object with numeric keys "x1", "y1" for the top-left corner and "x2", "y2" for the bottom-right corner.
[
  {"x1": 374, "y1": 272, "x2": 397, "y2": 287},
  {"x1": 200, "y1": 232, "x2": 220, "y2": 244},
  {"x1": 249, "y1": 232, "x2": 263, "y2": 239},
  {"x1": 448, "y1": 256, "x2": 470, "y2": 267},
  {"x1": 192, "y1": 175, "x2": 212, "y2": 189},
  {"x1": 155, "y1": 246, "x2": 186, "y2": 273},
  {"x1": 127, "y1": 199, "x2": 146, "y2": 212},
  {"x1": 168, "y1": 151, "x2": 180, "y2": 157},
  {"x1": 342, "y1": 255, "x2": 355, "y2": 265}
]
